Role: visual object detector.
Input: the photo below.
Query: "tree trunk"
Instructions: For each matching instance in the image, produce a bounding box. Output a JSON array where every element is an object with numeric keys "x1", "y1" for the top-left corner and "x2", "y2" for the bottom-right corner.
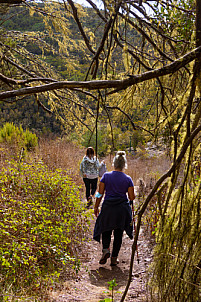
[{"x1": 196, "y1": 0, "x2": 201, "y2": 48}]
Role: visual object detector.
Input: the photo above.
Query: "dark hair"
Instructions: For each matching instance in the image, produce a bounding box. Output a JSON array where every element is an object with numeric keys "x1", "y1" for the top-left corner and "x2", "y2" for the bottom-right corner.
[{"x1": 86, "y1": 146, "x2": 95, "y2": 157}]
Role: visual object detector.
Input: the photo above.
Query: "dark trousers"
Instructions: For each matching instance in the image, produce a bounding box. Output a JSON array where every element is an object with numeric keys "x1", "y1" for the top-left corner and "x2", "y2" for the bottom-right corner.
[
  {"x1": 83, "y1": 178, "x2": 98, "y2": 200},
  {"x1": 102, "y1": 229, "x2": 123, "y2": 257}
]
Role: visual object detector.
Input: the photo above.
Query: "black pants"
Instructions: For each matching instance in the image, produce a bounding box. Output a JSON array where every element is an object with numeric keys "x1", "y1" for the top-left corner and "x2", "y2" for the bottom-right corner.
[
  {"x1": 102, "y1": 229, "x2": 123, "y2": 257},
  {"x1": 83, "y1": 178, "x2": 98, "y2": 200}
]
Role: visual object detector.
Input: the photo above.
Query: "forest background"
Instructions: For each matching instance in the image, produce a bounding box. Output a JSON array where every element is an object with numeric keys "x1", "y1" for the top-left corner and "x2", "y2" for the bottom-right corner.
[
  {"x1": 0, "y1": 1, "x2": 146, "y2": 155},
  {"x1": 0, "y1": 0, "x2": 200, "y2": 302}
]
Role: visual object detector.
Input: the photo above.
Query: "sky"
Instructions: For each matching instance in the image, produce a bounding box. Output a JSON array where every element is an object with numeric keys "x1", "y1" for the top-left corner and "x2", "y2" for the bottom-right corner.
[
  {"x1": 74, "y1": 0, "x2": 103, "y2": 8},
  {"x1": 74, "y1": 0, "x2": 152, "y2": 17}
]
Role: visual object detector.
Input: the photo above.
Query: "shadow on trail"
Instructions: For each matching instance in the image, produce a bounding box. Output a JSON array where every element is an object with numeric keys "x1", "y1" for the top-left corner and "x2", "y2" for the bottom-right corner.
[{"x1": 89, "y1": 265, "x2": 129, "y2": 290}]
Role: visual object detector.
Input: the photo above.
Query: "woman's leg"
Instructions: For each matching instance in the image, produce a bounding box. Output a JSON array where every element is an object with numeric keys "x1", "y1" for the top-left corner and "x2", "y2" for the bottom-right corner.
[
  {"x1": 99, "y1": 230, "x2": 112, "y2": 264},
  {"x1": 102, "y1": 230, "x2": 112, "y2": 249},
  {"x1": 83, "y1": 178, "x2": 90, "y2": 200},
  {"x1": 90, "y1": 178, "x2": 98, "y2": 197},
  {"x1": 112, "y1": 229, "x2": 123, "y2": 257}
]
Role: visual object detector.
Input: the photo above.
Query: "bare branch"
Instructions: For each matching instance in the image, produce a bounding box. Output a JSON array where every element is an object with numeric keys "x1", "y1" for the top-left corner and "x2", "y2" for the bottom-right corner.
[
  {"x1": 67, "y1": 0, "x2": 95, "y2": 54},
  {"x1": 85, "y1": 0, "x2": 107, "y2": 22},
  {"x1": 88, "y1": 1, "x2": 122, "y2": 79},
  {"x1": 0, "y1": 72, "x2": 17, "y2": 85},
  {"x1": 35, "y1": 94, "x2": 52, "y2": 114},
  {"x1": 0, "y1": 72, "x2": 58, "y2": 86},
  {"x1": 106, "y1": 106, "x2": 155, "y2": 136},
  {"x1": 119, "y1": 11, "x2": 174, "y2": 62},
  {"x1": 113, "y1": 32, "x2": 152, "y2": 71},
  {"x1": 1, "y1": 46, "x2": 201, "y2": 100},
  {"x1": 54, "y1": 91, "x2": 95, "y2": 117}
]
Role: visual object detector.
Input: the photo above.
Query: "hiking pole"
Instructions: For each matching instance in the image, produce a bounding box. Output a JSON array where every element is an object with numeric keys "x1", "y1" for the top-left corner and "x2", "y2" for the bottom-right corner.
[{"x1": 130, "y1": 200, "x2": 140, "y2": 264}]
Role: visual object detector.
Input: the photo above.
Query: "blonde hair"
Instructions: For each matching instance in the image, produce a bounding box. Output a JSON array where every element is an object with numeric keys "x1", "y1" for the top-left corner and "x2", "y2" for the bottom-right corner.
[{"x1": 113, "y1": 151, "x2": 127, "y2": 170}]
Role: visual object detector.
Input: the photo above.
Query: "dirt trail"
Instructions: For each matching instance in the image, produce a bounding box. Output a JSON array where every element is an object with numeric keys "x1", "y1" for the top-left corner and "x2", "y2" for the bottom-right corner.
[
  {"x1": 49, "y1": 153, "x2": 167, "y2": 301},
  {"x1": 50, "y1": 199, "x2": 153, "y2": 302}
]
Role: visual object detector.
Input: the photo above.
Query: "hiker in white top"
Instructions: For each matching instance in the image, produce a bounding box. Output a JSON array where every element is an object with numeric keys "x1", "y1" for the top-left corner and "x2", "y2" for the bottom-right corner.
[{"x1": 80, "y1": 147, "x2": 99, "y2": 207}]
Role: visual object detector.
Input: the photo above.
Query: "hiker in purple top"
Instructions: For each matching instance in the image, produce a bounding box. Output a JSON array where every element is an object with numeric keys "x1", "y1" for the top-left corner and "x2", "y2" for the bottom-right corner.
[{"x1": 93, "y1": 151, "x2": 135, "y2": 266}]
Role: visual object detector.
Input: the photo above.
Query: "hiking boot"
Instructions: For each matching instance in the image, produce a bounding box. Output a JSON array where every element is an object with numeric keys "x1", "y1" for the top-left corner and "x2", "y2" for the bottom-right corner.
[
  {"x1": 86, "y1": 196, "x2": 92, "y2": 208},
  {"x1": 111, "y1": 257, "x2": 119, "y2": 266},
  {"x1": 99, "y1": 248, "x2": 110, "y2": 265}
]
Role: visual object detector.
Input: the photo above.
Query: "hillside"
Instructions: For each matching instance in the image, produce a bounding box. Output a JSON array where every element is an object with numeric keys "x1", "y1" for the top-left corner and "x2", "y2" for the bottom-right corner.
[{"x1": 0, "y1": 4, "x2": 141, "y2": 141}]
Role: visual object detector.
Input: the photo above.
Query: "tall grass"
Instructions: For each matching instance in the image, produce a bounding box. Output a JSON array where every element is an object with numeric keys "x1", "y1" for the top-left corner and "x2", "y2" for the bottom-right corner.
[
  {"x1": 36, "y1": 139, "x2": 169, "y2": 188},
  {"x1": 37, "y1": 137, "x2": 85, "y2": 186},
  {"x1": 104, "y1": 151, "x2": 170, "y2": 186}
]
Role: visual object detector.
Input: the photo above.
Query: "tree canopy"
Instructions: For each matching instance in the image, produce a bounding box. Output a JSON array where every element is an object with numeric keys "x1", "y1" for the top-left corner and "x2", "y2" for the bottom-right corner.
[
  {"x1": 0, "y1": 1, "x2": 201, "y2": 301},
  {"x1": 0, "y1": 0, "x2": 200, "y2": 141}
]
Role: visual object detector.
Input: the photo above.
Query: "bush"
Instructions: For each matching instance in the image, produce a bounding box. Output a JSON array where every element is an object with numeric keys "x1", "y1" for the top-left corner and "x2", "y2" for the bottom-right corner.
[
  {"x1": 0, "y1": 160, "x2": 89, "y2": 297},
  {"x1": 0, "y1": 122, "x2": 38, "y2": 151}
]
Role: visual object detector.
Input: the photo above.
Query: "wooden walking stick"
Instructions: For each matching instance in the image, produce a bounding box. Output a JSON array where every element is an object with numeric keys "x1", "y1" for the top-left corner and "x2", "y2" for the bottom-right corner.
[{"x1": 130, "y1": 200, "x2": 140, "y2": 264}]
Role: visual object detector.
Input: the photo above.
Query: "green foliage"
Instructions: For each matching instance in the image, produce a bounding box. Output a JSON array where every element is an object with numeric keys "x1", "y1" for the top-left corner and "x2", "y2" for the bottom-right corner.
[
  {"x1": 0, "y1": 4, "x2": 143, "y2": 143},
  {"x1": 0, "y1": 122, "x2": 38, "y2": 151},
  {"x1": 81, "y1": 124, "x2": 145, "y2": 156},
  {"x1": 153, "y1": 0, "x2": 195, "y2": 50},
  {"x1": 81, "y1": 126, "x2": 111, "y2": 156},
  {"x1": 3, "y1": 7, "x2": 45, "y2": 32},
  {"x1": 108, "y1": 278, "x2": 117, "y2": 291},
  {"x1": 0, "y1": 96, "x2": 63, "y2": 136},
  {"x1": 0, "y1": 160, "x2": 89, "y2": 296},
  {"x1": 99, "y1": 279, "x2": 118, "y2": 302},
  {"x1": 149, "y1": 153, "x2": 201, "y2": 301},
  {"x1": 23, "y1": 128, "x2": 38, "y2": 150}
]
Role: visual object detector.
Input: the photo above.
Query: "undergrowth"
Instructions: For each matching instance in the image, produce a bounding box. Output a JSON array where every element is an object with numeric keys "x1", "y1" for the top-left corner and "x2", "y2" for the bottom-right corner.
[
  {"x1": 0, "y1": 158, "x2": 90, "y2": 300},
  {"x1": 0, "y1": 122, "x2": 38, "y2": 152}
]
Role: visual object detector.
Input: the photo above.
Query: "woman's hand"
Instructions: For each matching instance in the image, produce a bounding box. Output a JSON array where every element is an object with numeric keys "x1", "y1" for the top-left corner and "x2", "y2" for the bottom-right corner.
[
  {"x1": 94, "y1": 207, "x2": 99, "y2": 217},
  {"x1": 94, "y1": 181, "x2": 104, "y2": 217}
]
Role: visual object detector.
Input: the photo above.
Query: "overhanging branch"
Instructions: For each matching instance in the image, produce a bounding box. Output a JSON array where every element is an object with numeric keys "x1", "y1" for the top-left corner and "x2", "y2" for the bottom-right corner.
[
  {"x1": 0, "y1": 0, "x2": 23, "y2": 3},
  {"x1": 1, "y1": 46, "x2": 201, "y2": 100}
]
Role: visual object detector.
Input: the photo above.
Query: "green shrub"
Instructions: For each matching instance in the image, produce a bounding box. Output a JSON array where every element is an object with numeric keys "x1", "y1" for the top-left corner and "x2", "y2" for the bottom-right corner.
[
  {"x1": 23, "y1": 128, "x2": 38, "y2": 150},
  {"x1": 0, "y1": 160, "x2": 89, "y2": 297},
  {"x1": 0, "y1": 122, "x2": 38, "y2": 151}
]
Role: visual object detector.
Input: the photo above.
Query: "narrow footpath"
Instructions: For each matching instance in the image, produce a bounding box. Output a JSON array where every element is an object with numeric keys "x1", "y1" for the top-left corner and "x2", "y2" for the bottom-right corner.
[{"x1": 50, "y1": 197, "x2": 154, "y2": 302}]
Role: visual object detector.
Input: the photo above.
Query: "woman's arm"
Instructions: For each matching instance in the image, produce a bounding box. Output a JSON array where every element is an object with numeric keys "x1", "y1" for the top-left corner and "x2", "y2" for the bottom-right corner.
[
  {"x1": 94, "y1": 181, "x2": 105, "y2": 217},
  {"x1": 80, "y1": 159, "x2": 87, "y2": 178},
  {"x1": 128, "y1": 186, "x2": 135, "y2": 202}
]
